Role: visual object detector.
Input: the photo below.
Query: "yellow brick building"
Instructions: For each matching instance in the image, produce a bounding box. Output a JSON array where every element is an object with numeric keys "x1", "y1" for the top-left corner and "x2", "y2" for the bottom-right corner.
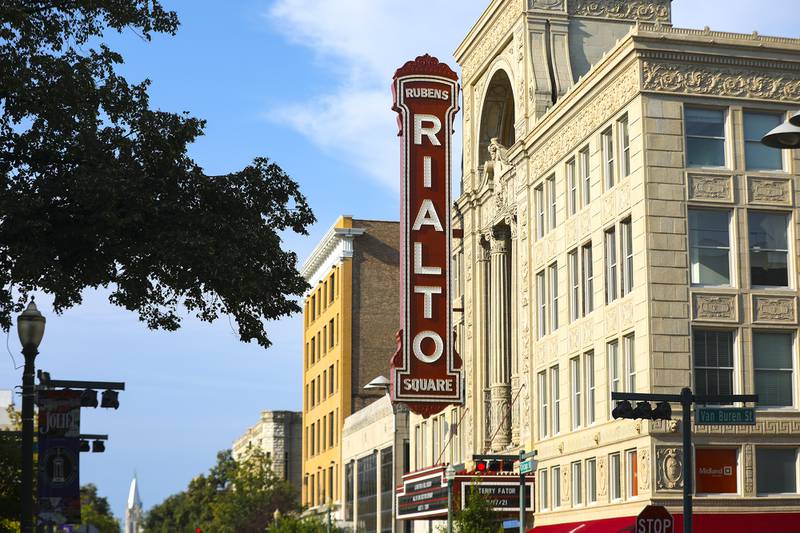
[{"x1": 300, "y1": 216, "x2": 399, "y2": 515}]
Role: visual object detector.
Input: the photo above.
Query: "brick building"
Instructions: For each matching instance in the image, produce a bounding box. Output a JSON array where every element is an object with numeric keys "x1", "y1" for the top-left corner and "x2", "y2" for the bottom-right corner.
[{"x1": 300, "y1": 216, "x2": 400, "y2": 516}]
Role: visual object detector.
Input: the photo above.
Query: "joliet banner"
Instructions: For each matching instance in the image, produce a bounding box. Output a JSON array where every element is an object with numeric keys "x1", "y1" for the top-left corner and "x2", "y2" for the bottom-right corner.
[
  {"x1": 37, "y1": 389, "x2": 82, "y2": 525},
  {"x1": 390, "y1": 54, "x2": 463, "y2": 417}
]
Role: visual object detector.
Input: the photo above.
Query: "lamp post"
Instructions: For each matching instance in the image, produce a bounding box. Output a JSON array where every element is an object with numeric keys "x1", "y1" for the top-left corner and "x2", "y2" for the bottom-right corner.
[
  {"x1": 445, "y1": 464, "x2": 456, "y2": 533},
  {"x1": 18, "y1": 300, "x2": 46, "y2": 533}
]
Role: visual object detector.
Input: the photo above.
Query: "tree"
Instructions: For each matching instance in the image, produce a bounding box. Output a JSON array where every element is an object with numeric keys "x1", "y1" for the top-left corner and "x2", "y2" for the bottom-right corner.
[
  {"x1": 145, "y1": 449, "x2": 299, "y2": 533},
  {"x1": 453, "y1": 482, "x2": 498, "y2": 533},
  {"x1": 0, "y1": 405, "x2": 21, "y2": 532},
  {"x1": 269, "y1": 514, "x2": 328, "y2": 533},
  {"x1": 79, "y1": 484, "x2": 120, "y2": 533},
  {"x1": 0, "y1": 1, "x2": 314, "y2": 347}
]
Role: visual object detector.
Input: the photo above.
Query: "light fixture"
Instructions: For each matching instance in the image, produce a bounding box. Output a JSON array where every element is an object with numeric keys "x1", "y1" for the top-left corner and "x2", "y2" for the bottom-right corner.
[
  {"x1": 762, "y1": 120, "x2": 800, "y2": 149},
  {"x1": 789, "y1": 110, "x2": 800, "y2": 127},
  {"x1": 364, "y1": 375, "x2": 390, "y2": 391},
  {"x1": 17, "y1": 300, "x2": 45, "y2": 351}
]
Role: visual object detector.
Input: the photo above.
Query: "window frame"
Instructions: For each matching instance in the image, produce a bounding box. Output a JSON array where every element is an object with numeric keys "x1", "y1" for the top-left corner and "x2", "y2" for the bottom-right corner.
[
  {"x1": 537, "y1": 270, "x2": 547, "y2": 338},
  {"x1": 748, "y1": 210, "x2": 791, "y2": 289},
  {"x1": 602, "y1": 127, "x2": 615, "y2": 189},
  {"x1": 571, "y1": 461, "x2": 583, "y2": 506},
  {"x1": 744, "y1": 110, "x2": 785, "y2": 172},
  {"x1": 552, "y1": 465, "x2": 562, "y2": 509},
  {"x1": 756, "y1": 447, "x2": 800, "y2": 496},
  {"x1": 626, "y1": 448, "x2": 639, "y2": 498},
  {"x1": 585, "y1": 350, "x2": 596, "y2": 425},
  {"x1": 618, "y1": 115, "x2": 631, "y2": 178},
  {"x1": 582, "y1": 242, "x2": 594, "y2": 315},
  {"x1": 586, "y1": 458, "x2": 597, "y2": 505},
  {"x1": 605, "y1": 226, "x2": 618, "y2": 304},
  {"x1": 580, "y1": 146, "x2": 591, "y2": 206},
  {"x1": 692, "y1": 328, "x2": 737, "y2": 401},
  {"x1": 547, "y1": 174, "x2": 557, "y2": 230},
  {"x1": 685, "y1": 106, "x2": 727, "y2": 169},
  {"x1": 535, "y1": 185, "x2": 545, "y2": 240},
  {"x1": 688, "y1": 208, "x2": 733, "y2": 287},
  {"x1": 569, "y1": 249, "x2": 581, "y2": 322},
  {"x1": 753, "y1": 330, "x2": 796, "y2": 410},
  {"x1": 609, "y1": 453, "x2": 622, "y2": 501},
  {"x1": 608, "y1": 340, "x2": 621, "y2": 410},
  {"x1": 538, "y1": 371, "x2": 549, "y2": 440},
  {"x1": 571, "y1": 356, "x2": 582, "y2": 430},
  {"x1": 567, "y1": 158, "x2": 578, "y2": 216},
  {"x1": 551, "y1": 365, "x2": 561, "y2": 436},
  {"x1": 624, "y1": 334, "x2": 636, "y2": 394},
  {"x1": 549, "y1": 262, "x2": 559, "y2": 332},
  {"x1": 539, "y1": 468, "x2": 550, "y2": 511},
  {"x1": 620, "y1": 217, "x2": 634, "y2": 296}
]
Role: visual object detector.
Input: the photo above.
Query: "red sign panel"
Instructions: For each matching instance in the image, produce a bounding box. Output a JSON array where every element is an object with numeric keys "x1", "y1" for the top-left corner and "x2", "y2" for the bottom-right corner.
[
  {"x1": 696, "y1": 448, "x2": 738, "y2": 494},
  {"x1": 390, "y1": 55, "x2": 462, "y2": 417},
  {"x1": 637, "y1": 505, "x2": 674, "y2": 533}
]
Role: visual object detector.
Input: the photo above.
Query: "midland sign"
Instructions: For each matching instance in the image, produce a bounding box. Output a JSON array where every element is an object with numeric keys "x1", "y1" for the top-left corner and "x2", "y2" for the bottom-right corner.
[{"x1": 391, "y1": 55, "x2": 463, "y2": 417}]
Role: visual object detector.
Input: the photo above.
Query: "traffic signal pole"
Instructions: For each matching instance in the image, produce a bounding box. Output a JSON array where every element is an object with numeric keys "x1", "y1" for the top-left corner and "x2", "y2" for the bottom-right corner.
[{"x1": 612, "y1": 388, "x2": 757, "y2": 533}]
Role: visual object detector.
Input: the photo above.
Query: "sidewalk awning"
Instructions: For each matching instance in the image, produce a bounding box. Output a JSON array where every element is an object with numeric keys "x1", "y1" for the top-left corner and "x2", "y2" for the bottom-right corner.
[{"x1": 529, "y1": 512, "x2": 800, "y2": 533}]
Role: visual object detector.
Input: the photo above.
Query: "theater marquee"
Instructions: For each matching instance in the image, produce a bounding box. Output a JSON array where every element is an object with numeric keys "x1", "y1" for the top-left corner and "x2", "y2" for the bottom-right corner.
[{"x1": 390, "y1": 55, "x2": 463, "y2": 417}]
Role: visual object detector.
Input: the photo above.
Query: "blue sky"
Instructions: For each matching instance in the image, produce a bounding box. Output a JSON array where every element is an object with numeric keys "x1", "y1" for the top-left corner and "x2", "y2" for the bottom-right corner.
[{"x1": 1, "y1": 0, "x2": 797, "y2": 522}]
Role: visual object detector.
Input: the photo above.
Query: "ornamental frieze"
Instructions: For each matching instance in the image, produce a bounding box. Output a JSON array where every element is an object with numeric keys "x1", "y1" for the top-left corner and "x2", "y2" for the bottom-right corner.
[
  {"x1": 692, "y1": 293, "x2": 738, "y2": 322},
  {"x1": 753, "y1": 295, "x2": 796, "y2": 323},
  {"x1": 688, "y1": 174, "x2": 733, "y2": 202},
  {"x1": 656, "y1": 447, "x2": 683, "y2": 491},
  {"x1": 638, "y1": 448, "x2": 651, "y2": 493},
  {"x1": 642, "y1": 60, "x2": 800, "y2": 103},
  {"x1": 748, "y1": 176, "x2": 791, "y2": 205},
  {"x1": 529, "y1": 0, "x2": 565, "y2": 10},
  {"x1": 461, "y1": 0, "x2": 519, "y2": 82},
  {"x1": 570, "y1": 0, "x2": 670, "y2": 23}
]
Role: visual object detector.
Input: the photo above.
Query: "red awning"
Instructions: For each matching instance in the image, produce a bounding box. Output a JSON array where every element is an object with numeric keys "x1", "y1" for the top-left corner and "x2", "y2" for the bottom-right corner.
[{"x1": 529, "y1": 513, "x2": 800, "y2": 533}]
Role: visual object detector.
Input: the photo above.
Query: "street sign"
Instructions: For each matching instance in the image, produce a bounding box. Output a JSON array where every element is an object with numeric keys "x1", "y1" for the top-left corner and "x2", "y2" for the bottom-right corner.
[
  {"x1": 461, "y1": 481, "x2": 534, "y2": 513},
  {"x1": 696, "y1": 407, "x2": 756, "y2": 426},
  {"x1": 519, "y1": 459, "x2": 536, "y2": 475},
  {"x1": 390, "y1": 54, "x2": 463, "y2": 417},
  {"x1": 636, "y1": 505, "x2": 674, "y2": 533}
]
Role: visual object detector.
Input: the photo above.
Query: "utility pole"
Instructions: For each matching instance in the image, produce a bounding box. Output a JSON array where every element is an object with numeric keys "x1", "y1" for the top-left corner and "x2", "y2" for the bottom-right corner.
[
  {"x1": 518, "y1": 450, "x2": 536, "y2": 533},
  {"x1": 612, "y1": 388, "x2": 758, "y2": 533}
]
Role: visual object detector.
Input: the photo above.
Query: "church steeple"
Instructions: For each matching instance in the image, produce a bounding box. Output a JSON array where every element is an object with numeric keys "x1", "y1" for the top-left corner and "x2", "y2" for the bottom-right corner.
[{"x1": 125, "y1": 473, "x2": 143, "y2": 533}]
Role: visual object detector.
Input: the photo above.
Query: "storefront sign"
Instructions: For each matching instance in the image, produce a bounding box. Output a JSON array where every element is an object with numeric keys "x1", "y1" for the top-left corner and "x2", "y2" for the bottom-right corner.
[
  {"x1": 397, "y1": 466, "x2": 449, "y2": 520},
  {"x1": 37, "y1": 390, "x2": 81, "y2": 525},
  {"x1": 696, "y1": 407, "x2": 756, "y2": 425},
  {"x1": 696, "y1": 448, "x2": 738, "y2": 494},
  {"x1": 636, "y1": 505, "x2": 674, "y2": 533},
  {"x1": 461, "y1": 481, "x2": 534, "y2": 512},
  {"x1": 391, "y1": 54, "x2": 462, "y2": 417}
]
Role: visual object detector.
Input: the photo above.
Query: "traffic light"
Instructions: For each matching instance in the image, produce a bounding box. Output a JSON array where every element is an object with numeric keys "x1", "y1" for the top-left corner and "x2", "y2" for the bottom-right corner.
[
  {"x1": 475, "y1": 459, "x2": 514, "y2": 473},
  {"x1": 476, "y1": 460, "x2": 487, "y2": 472},
  {"x1": 81, "y1": 389, "x2": 98, "y2": 408},
  {"x1": 92, "y1": 440, "x2": 105, "y2": 453},
  {"x1": 101, "y1": 390, "x2": 119, "y2": 409},
  {"x1": 79, "y1": 440, "x2": 90, "y2": 452},
  {"x1": 613, "y1": 400, "x2": 672, "y2": 421}
]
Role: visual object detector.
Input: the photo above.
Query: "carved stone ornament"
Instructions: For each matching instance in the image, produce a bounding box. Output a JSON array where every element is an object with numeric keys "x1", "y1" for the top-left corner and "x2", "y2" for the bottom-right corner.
[
  {"x1": 562, "y1": 467, "x2": 570, "y2": 503},
  {"x1": 597, "y1": 457, "x2": 608, "y2": 496},
  {"x1": 744, "y1": 444, "x2": 754, "y2": 494},
  {"x1": 461, "y1": 1, "x2": 519, "y2": 82},
  {"x1": 642, "y1": 60, "x2": 800, "y2": 103},
  {"x1": 639, "y1": 448, "x2": 651, "y2": 492},
  {"x1": 688, "y1": 174, "x2": 732, "y2": 202},
  {"x1": 570, "y1": 0, "x2": 670, "y2": 23},
  {"x1": 693, "y1": 293, "x2": 737, "y2": 322},
  {"x1": 656, "y1": 447, "x2": 683, "y2": 490},
  {"x1": 748, "y1": 177, "x2": 791, "y2": 205},
  {"x1": 529, "y1": 0, "x2": 565, "y2": 10},
  {"x1": 753, "y1": 296, "x2": 796, "y2": 323}
]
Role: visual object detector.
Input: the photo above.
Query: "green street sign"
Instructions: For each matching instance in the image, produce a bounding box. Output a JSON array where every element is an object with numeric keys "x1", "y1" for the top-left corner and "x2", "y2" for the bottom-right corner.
[
  {"x1": 519, "y1": 459, "x2": 536, "y2": 475},
  {"x1": 696, "y1": 407, "x2": 756, "y2": 426}
]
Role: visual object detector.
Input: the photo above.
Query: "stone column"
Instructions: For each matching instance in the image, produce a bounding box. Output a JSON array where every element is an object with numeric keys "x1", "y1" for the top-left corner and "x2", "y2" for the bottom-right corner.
[
  {"x1": 476, "y1": 238, "x2": 492, "y2": 448},
  {"x1": 490, "y1": 226, "x2": 512, "y2": 451}
]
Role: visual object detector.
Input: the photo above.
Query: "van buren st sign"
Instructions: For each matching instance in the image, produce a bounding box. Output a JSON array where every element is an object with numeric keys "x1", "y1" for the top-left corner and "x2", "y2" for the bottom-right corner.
[{"x1": 390, "y1": 55, "x2": 463, "y2": 417}]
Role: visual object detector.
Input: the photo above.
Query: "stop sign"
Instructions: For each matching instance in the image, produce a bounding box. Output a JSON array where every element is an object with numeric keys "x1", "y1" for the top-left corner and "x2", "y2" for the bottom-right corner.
[{"x1": 636, "y1": 505, "x2": 674, "y2": 533}]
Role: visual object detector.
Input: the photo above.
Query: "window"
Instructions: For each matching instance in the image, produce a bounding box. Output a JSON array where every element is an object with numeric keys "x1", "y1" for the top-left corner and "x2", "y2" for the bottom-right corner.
[
  {"x1": 749, "y1": 211, "x2": 790, "y2": 287},
  {"x1": 329, "y1": 318, "x2": 335, "y2": 348},
  {"x1": 602, "y1": 128, "x2": 615, "y2": 189},
  {"x1": 357, "y1": 452, "x2": 378, "y2": 531},
  {"x1": 536, "y1": 185, "x2": 545, "y2": 239},
  {"x1": 380, "y1": 448, "x2": 393, "y2": 533},
  {"x1": 696, "y1": 448, "x2": 738, "y2": 494},
  {"x1": 610, "y1": 453, "x2": 622, "y2": 501},
  {"x1": 693, "y1": 330, "x2": 734, "y2": 397},
  {"x1": 586, "y1": 458, "x2": 597, "y2": 504},
  {"x1": 549, "y1": 263, "x2": 559, "y2": 331},
  {"x1": 414, "y1": 425, "x2": 422, "y2": 469},
  {"x1": 572, "y1": 462, "x2": 583, "y2": 506},
  {"x1": 329, "y1": 272, "x2": 336, "y2": 303},
  {"x1": 745, "y1": 112, "x2": 783, "y2": 170},
  {"x1": 754, "y1": 332, "x2": 794, "y2": 407},
  {"x1": 582, "y1": 243, "x2": 594, "y2": 314},
  {"x1": 329, "y1": 365, "x2": 335, "y2": 396},
  {"x1": 567, "y1": 159, "x2": 578, "y2": 216},
  {"x1": 311, "y1": 337, "x2": 316, "y2": 364},
  {"x1": 608, "y1": 341, "x2": 620, "y2": 407},
  {"x1": 756, "y1": 448, "x2": 798, "y2": 494},
  {"x1": 552, "y1": 466, "x2": 562, "y2": 509},
  {"x1": 538, "y1": 371, "x2": 549, "y2": 439},
  {"x1": 620, "y1": 218, "x2": 633, "y2": 295},
  {"x1": 420, "y1": 421, "x2": 427, "y2": 467},
  {"x1": 311, "y1": 295, "x2": 316, "y2": 321},
  {"x1": 547, "y1": 175, "x2": 557, "y2": 230},
  {"x1": 569, "y1": 250, "x2": 580, "y2": 322},
  {"x1": 311, "y1": 380, "x2": 316, "y2": 408},
  {"x1": 685, "y1": 107, "x2": 726, "y2": 167},
  {"x1": 551, "y1": 366, "x2": 561, "y2": 435},
  {"x1": 539, "y1": 469, "x2": 549, "y2": 510},
  {"x1": 571, "y1": 357, "x2": 582, "y2": 430},
  {"x1": 432, "y1": 416, "x2": 440, "y2": 465},
  {"x1": 580, "y1": 147, "x2": 591, "y2": 206},
  {"x1": 689, "y1": 209, "x2": 731, "y2": 286},
  {"x1": 585, "y1": 351, "x2": 596, "y2": 424},
  {"x1": 537, "y1": 271, "x2": 547, "y2": 338},
  {"x1": 619, "y1": 116, "x2": 631, "y2": 178},
  {"x1": 625, "y1": 334, "x2": 636, "y2": 393},
  {"x1": 626, "y1": 449, "x2": 639, "y2": 498},
  {"x1": 605, "y1": 227, "x2": 617, "y2": 303},
  {"x1": 345, "y1": 462, "x2": 354, "y2": 520},
  {"x1": 450, "y1": 409, "x2": 461, "y2": 463},
  {"x1": 310, "y1": 423, "x2": 316, "y2": 456},
  {"x1": 329, "y1": 412, "x2": 334, "y2": 447}
]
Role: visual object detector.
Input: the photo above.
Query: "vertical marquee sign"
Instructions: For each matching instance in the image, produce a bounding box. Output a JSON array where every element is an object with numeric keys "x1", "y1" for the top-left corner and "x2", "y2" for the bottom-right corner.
[{"x1": 391, "y1": 54, "x2": 462, "y2": 417}]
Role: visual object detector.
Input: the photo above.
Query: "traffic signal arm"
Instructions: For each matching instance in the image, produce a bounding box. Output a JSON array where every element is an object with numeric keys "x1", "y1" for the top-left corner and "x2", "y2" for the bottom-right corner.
[{"x1": 612, "y1": 391, "x2": 759, "y2": 405}]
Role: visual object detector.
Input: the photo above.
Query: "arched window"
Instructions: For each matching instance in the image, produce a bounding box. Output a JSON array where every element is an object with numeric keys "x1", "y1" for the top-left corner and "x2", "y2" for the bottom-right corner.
[{"x1": 478, "y1": 70, "x2": 516, "y2": 167}]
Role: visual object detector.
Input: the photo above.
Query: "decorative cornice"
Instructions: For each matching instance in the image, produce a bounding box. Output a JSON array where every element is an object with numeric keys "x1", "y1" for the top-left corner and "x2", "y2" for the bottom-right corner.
[
  {"x1": 300, "y1": 221, "x2": 365, "y2": 287},
  {"x1": 569, "y1": 0, "x2": 671, "y2": 23},
  {"x1": 393, "y1": 54, "x2": 458, "y2": 81},
  {"x1": 642, "y1": 59, "x2": 800, "y2": 103}
]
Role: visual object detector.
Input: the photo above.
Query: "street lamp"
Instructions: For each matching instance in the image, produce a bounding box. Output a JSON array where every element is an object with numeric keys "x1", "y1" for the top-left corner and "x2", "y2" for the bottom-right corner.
[
  {"x1": 761, "y1": 110, "x2": 800, "y2": 149},
  {"x1": 17, "y1": 299, "x2": 45, "y2": 533}
]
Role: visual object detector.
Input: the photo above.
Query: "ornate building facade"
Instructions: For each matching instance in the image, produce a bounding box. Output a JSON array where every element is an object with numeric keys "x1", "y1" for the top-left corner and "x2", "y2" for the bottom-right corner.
[{"x1": 409, "y1": 0, "x2": 800, "y2": 529}]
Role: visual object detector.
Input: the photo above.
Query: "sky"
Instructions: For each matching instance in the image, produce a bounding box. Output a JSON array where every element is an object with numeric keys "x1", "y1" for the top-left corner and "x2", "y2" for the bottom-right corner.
[{"x1": 1, "y1": 0, "x2": 798, "y2": 523}]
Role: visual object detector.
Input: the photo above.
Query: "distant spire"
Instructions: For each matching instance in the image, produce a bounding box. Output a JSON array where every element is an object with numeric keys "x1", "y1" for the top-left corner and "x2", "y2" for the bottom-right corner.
[
  {"x1": 126, "y1": 473, "x2": 143, "y2": 533},
  {"x1": 127, "y1": 473, "x2": 142, "y2": 510}
]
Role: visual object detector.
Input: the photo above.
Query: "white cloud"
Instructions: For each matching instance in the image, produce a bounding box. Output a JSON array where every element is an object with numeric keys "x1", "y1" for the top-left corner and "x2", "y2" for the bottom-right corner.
[
  {"x1": 266, "y1": 0, "x2": 486, "y2": 189},
  {"x1": 267, "y1": 0, "x2": 796, "y2": 189}
]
